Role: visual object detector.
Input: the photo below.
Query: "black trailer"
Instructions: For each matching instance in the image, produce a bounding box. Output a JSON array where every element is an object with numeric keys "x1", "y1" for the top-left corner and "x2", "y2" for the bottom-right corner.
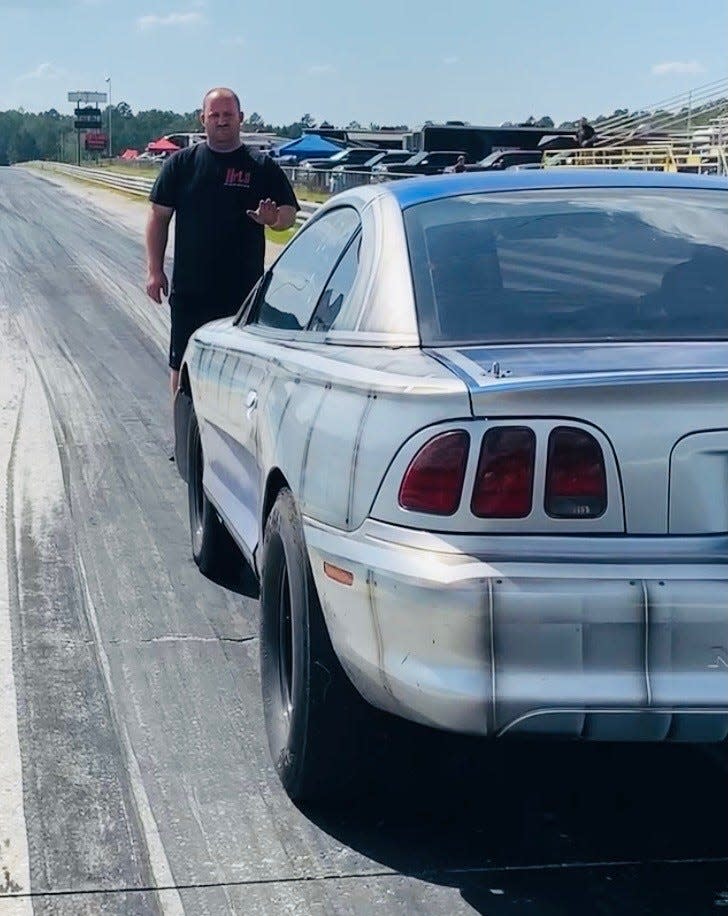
[{"x1": 410, "y1": 124, "x2": 576, "y2": 160}]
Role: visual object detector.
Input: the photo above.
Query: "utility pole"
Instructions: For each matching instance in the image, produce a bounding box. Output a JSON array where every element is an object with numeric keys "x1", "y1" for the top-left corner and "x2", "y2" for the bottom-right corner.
[{"x1": 105, "y1": 76, "x2": 112, "y2": 157}]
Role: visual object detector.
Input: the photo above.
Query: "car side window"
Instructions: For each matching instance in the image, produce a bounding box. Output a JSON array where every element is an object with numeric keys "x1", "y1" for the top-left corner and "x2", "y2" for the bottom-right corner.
[
  {"x1": 248, "y1": 207, "x2": 360, "y2": 332},
  {"x1": 308, "y1": 232, "x2": 361, "y2": 332}
]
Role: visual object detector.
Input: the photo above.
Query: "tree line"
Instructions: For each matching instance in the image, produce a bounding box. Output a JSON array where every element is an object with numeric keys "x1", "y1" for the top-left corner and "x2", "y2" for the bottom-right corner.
[
  {"x1": 0, "y1": 104, "x2": 320, "y2": 164},
  {"x1": 0, "y1": 101, "x2": 723, "y2": 165}
]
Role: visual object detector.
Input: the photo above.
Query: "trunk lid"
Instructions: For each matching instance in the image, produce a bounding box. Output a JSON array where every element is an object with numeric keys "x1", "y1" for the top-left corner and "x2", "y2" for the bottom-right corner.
[{"x1": 430, "y1": 342, "x2": 728, "y2": 534}]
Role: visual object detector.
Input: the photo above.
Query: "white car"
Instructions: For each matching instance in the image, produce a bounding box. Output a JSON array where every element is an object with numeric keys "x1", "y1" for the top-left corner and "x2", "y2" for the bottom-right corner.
[{"x1": 175, "y1": 170, "x2": 728, "y2": 802}]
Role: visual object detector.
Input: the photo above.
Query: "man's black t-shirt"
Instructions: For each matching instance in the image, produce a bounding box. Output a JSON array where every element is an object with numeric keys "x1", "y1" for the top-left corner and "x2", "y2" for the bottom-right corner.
[{"x1": 149, "y1": 143, "x2": 298, "y2": 309}]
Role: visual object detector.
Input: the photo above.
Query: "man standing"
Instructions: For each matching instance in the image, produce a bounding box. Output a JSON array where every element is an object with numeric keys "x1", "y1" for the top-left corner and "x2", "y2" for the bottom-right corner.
[
  {"x1": 145, "y1": 87, "x2": 298, "y2": 393},
  {"x1": 576, "y1": 117, "x2": 596, "y2": 148}
]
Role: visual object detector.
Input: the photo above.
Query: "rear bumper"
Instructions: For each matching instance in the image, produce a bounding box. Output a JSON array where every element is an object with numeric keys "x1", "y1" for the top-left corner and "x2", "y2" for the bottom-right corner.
[{"x1": 304, "y1": 519, "x2": 728, "y2": 742}]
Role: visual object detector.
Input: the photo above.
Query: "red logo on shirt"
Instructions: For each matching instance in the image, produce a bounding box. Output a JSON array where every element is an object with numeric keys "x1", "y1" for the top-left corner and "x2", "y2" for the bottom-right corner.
[{"x1": 225, "y1": 168, "x2": 251, "y2": 188}]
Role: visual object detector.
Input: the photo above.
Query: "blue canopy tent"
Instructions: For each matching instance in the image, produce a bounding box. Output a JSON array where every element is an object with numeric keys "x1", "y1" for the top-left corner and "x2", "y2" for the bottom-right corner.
[{"x1": 270, "y1": 133, "x2": 345, "y2": 163}]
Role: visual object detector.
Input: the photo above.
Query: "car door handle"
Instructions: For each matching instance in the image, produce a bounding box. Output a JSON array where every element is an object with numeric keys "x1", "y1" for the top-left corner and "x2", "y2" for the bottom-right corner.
[{"x1": 246, "y1": 390, "x2": 258, "y2": 410}]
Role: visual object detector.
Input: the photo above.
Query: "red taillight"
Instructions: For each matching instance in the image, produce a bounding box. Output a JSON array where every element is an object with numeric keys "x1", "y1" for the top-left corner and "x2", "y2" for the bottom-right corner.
[
  {"x1": 545, "y1": 426, "x2": 607, "y2": 518},
  {"x1": 398, "y1": 430, "x2": 470, "y2": 515},
  {"x1": 471, "y1": 427, "x2": 535, "y2": 518}
]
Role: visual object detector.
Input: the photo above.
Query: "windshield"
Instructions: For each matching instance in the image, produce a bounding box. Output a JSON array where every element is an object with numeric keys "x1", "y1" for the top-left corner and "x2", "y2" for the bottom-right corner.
[
  {"x1": 477, "y1": 152, "x2": 505, "y2": 166},
  {"x1": 344, "y1": 149, "x2": 378, "y2": 162},
  {"x1": 404, "y1": 188, "x2": 728, "y2": 345},
  {"x1": 379, "y1": 155, "x2": 416, "y2": 167}
]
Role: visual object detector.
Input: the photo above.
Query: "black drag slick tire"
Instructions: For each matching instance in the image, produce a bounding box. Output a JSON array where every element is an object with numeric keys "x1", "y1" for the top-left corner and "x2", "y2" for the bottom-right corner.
[
  {"x1": 260, "y1": 487, "x2": 368, "y2": 803},
  {"x1": 187, "y1": 407, "x2": 239, "y2": 580}
]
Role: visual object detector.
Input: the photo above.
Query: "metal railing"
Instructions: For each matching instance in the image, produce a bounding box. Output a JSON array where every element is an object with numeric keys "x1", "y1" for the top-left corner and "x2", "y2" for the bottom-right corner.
[
  {"x1": 280, "y1": 165, "x2": 413, "y2": 197},
  {"x1": 543, "y1": 143, "x2": 728, "y2": 175},
  {"x1": 28, "y1": 160, "x2": 413, "y2": 217},
  {"x1": 28, "y1": 145, "x2": 728, "y2": 220},
  {"x1": 27, "y1": 162, "x2": 321, "y2": 224}
]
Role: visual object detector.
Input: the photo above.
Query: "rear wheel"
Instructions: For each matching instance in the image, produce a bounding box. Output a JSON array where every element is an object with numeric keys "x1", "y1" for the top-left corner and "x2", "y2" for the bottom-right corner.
[
  {"x1": 260, "y1": 487, "x2": 369, "y2": 802},
  {"x1": 187, "y1": 408, "x2": 239, "y2": 580}
]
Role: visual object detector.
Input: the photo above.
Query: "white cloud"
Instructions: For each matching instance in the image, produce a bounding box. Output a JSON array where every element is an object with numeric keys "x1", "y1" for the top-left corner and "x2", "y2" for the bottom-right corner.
[
  {"x1": 308, "y1": 64, "x2": 335, "y2": 75},
  {"x1": 651, "y1": 60, "x2": 705, "y2": 76},
  {"x1": 222, "y1": 35, "x2": 245, "y2": 47},
  {"x1": 16, "y1": 62, "x2": 67, "y2": 82},
  {"x1": 443, "y1": 55, "x2": 459, "y2": 65},
  {"x1": 137, "y1": 11, "x2": 206, "y2": 30}
]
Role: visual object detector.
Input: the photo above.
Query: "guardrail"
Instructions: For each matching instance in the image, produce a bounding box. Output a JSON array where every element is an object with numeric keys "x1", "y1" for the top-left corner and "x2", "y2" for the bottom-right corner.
[{"x1": 28, "y1": 162, "x2": 321, "y2": 224}]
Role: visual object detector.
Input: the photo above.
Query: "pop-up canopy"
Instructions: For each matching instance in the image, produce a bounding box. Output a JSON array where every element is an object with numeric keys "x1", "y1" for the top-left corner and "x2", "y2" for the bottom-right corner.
[
  {"x1": 271, "y1": 134, "x2": 345, "y2": 161},
  {"x1": 146, "y1": 137, "x2": 181, "y2": 153}
]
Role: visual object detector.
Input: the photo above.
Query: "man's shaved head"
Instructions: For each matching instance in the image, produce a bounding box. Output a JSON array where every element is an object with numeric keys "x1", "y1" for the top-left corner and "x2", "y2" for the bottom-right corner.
[
  {"x1": 202, "y1": 87, "x2": 241, "y2": 114},
  {"x1": 200, "y1": 88, "x2": 244, "y2": 152}
]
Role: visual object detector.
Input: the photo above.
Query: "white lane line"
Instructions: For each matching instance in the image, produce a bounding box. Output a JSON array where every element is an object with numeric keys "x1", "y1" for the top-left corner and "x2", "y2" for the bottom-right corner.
[
  {"x1": 0, "y1": 345, "x2": 32, "y2": 916},
  {"x1": 13, "y1": 349, "x2": 183, "y2": 915},
  {"x1": 75, "y1": 555, "x2": 185, "y2": 916}
]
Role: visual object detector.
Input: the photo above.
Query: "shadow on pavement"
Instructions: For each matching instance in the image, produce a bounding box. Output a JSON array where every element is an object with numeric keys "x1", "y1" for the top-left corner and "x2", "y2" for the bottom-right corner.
[
  {"x1": 304, "y1": 718, "x2": 728, "y2": 915},
  {"x1": 199, "y1": 557, "x2": 260, "y2": 599}
]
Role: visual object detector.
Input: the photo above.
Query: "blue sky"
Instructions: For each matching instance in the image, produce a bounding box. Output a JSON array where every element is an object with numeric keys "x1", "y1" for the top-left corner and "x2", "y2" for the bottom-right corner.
[{"x1": 1, "y1": 0, "x2": 726, "y2": 127}]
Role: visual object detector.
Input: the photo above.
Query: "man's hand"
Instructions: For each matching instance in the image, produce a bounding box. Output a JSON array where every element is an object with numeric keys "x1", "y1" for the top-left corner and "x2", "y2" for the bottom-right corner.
[
  {"x1": 145, "y1": 204, "x2": 173, "y2": 303},
  {"x1": 146, "y1": 269, "x2": 169, "y2": 304},
  {"x1": 247, "y1": 198, "x2": 279, "y2": 227}
]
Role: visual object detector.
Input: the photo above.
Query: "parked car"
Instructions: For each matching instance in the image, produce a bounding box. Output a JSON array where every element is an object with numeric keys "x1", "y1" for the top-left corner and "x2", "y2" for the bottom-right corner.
[
  {"x1": 328, "y1": 150, "x2": 420, "y2": 192},
  {"x1": 335, "y1": 150, "x2": 416, "y2": 174},
  {"x1": 174, "y1": 170, "x2": 728, "y2": 803},
  {"x1": 444, "y1": 149, "x2": 543, "y2": 172},
  {"x1": 270, "y1": 153, "x2": 298, "y2": 166},
  {"x1": 298, "y1": 147, "x2": 382, "y2": 172},
  {"x1": 373, "y1": 150, "x2": 468, "y2": 176}
]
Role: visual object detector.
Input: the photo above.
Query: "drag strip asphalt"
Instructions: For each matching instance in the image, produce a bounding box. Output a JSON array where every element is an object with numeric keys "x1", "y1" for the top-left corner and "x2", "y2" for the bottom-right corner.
[{"x1": 0, "y1": 166, "x2": 726, "y2": 916}]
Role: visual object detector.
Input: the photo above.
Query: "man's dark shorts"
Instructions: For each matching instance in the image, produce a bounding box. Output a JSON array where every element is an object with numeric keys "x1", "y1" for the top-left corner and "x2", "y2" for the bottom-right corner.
[{"x1": 168, "y1": 294, "x2": 240, "y2": 371}]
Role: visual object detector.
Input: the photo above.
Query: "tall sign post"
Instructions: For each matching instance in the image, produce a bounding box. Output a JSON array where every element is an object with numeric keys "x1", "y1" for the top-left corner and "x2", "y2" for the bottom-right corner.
[
  {"x1": 105, "y1": 77, "x2": 112, "y2": 157},
  {"x1": 68, "y1": 91, "x2": 107, "y2": 165}
]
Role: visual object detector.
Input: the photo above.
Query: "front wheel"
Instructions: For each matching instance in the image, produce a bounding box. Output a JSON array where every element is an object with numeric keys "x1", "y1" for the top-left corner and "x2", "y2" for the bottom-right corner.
[{"x1": 260, "y1": 488, "x2": 369, "y2": 803}]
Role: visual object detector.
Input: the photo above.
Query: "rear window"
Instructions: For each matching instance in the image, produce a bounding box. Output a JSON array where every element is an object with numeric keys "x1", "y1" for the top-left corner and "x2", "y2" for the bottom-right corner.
[{"x1": 404, "y1": 189, "x2": 728, "y2": 345}]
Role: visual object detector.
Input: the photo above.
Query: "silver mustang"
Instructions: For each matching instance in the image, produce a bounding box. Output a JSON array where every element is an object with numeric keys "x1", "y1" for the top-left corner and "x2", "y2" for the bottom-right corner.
[{"x1": 174, "y1": 170, "x2": 728, "y2": 801}]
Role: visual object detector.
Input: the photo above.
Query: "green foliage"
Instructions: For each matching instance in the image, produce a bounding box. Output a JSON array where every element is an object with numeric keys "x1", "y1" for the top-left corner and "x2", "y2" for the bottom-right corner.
[
  {"x1": 0, "y1": 108, "x2": 73, "y2": 164},
  {"x1": 107, "y1": 104, "x2": 200, "y2": 155},
  {"x1": 0, "y1": 103, "x2": 201, "y2": 163},
  {"x1": 2, "y1": 98, "x2": 726, "y2": 166}
]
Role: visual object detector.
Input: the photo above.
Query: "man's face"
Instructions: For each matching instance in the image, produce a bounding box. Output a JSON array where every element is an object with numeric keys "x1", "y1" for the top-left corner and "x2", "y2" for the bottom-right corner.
[{"x1": 201, "y1": 93, "x2": 243, "y2": 147}]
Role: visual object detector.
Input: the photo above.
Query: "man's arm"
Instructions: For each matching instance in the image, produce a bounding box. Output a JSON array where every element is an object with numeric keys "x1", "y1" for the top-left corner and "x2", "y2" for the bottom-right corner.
[{"x1": 145, "y1": 204, "x2": 173, "y2": 303}]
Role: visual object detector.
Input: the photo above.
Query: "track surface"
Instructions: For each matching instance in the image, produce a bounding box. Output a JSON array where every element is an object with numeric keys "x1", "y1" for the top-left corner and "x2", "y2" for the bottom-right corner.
[{"x1": 0, "y1": 167, "x2": 726, "y2": 915}]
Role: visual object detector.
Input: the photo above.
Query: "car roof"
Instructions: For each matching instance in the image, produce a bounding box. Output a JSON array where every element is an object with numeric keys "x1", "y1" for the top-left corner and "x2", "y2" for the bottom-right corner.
[{"x1": 384, "y1": 168, "x2": 728, "y2": 209}]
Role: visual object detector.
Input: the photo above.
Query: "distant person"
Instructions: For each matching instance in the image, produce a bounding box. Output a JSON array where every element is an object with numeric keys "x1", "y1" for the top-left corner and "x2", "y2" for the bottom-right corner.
[
  {"x1": 453, "y1": 155, "x2": 466, "y2": 173},
  {"x1": 576, "y1": 117, "x2": 596, "y2": 148},
  {"x1": 145, "y1": 87, "x2": 299, "y2": 397}
]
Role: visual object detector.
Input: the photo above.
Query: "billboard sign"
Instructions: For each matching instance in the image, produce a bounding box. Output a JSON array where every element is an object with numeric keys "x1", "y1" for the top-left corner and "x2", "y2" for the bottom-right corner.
[
  {"x1": 74, "y1": 106, "x2": 103, "y2": 129},
  {"x1": 85, "y1": 132, "x2": 108, "y2": 151},
  {"x1": 68, "y1": 91, "x2": 107, "y2": 104}
]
